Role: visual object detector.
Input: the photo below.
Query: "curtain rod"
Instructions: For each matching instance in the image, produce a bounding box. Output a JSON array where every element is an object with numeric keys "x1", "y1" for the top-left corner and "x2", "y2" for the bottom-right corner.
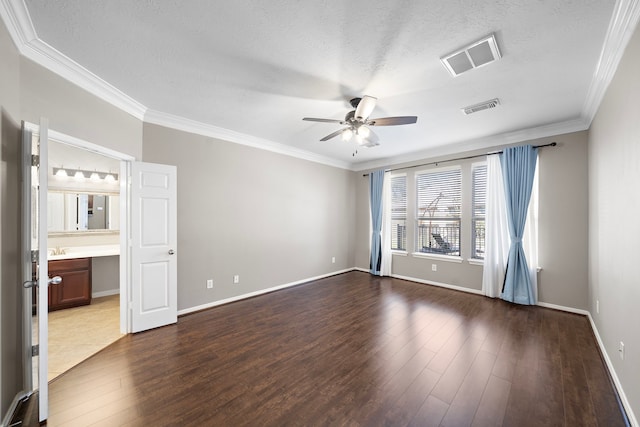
[{"x1": 362, "y1": 142, "x2": 557, "y2": 176}]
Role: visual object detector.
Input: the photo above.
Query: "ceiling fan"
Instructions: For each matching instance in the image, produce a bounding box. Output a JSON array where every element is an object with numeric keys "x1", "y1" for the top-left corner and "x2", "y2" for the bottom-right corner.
[{"x1": 303, "y1": 96, "x2": 418, "y2": 147}]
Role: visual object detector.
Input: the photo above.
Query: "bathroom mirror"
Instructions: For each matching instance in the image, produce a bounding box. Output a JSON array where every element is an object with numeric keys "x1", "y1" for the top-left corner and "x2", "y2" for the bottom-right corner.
[{"x1": 48, "y1": 191, "x2": 120, "y2": 232}]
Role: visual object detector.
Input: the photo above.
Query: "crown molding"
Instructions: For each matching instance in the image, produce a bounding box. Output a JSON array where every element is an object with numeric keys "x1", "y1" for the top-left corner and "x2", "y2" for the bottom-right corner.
[
  {"x1": 582, "y1": 0, "x2": 640, "y2": 124},
  {"x1": 0, "y1": 0, "x2": 35, "y2": 46},
  {"x1": 352, "y1": 117, "x2": 590, "y2": 172},
  {"x1": 0, "y1": 0, "x2": 147, "y2": 120},
  {"x1": 22, "y1": 37, "x2": 148, "y2": 120},
  {"x1": 144, "y1": 110, "x2": 352, "y2": 170},
  {"x1": 3, "y1": 0, "x2": 637, "y2": 173}
]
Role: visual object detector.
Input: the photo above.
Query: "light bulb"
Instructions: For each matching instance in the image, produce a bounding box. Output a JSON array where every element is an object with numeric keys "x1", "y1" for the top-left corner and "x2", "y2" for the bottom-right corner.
[
  {"x1": 342, "y1": 128, "x2": 353, "y2": 141},
  {"x1": 357, "y1": 126, "x2": 370, "y2": 139},
  {"x1": 55, "y1": 168, "x2": 67, "y2": 178},
  {"x1": 104, "y1": 174, "x2": 116, "y2": 183},
  {"x1": 74, "y1": 170, "x2": 85, "y2": 181},
  {"x1": 90, "y1": 172, "x2": 101, "y2": 182}
]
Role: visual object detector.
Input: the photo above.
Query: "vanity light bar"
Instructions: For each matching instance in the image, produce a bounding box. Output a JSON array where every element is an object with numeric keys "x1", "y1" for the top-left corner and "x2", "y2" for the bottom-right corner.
[{"x1": 53, "y1": 167, "x2": 118, "y2": 182}]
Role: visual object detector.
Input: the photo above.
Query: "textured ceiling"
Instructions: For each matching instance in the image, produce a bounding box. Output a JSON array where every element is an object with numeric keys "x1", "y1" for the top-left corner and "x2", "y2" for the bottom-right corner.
[{"x1": 23, "y1": 0, "x2": 617, "y2": 167}]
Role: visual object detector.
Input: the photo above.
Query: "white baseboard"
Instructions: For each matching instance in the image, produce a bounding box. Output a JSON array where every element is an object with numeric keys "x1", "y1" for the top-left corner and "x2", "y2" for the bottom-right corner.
[
  {"x1": 587, "y1": 313, "x2": 637, "y2": 427},
  {"x1": 1, "y1": 391, "x2": 29, "y2": 427},
  {"x1": 390, "y1": 273, "x2": 484, "y2": 295},
  {"x1": 536, "y1": 301, "x2": 590, "y2": 316},
  {"x1": 92, "y1": 289, "x2": 119, "y2": 298},
  {"x1": 178, "y1": 268, "x2": 355, "y2": 316}
]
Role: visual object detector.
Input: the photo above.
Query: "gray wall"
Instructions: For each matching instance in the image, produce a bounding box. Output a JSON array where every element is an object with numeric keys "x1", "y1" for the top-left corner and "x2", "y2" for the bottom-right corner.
[
  {"x1": 355, "y1": 131, "x2": 590, "y2": 310},
  {"x1": 142, "y1": 123, "x2": 356, "y2": 311},
  {"x1": 0, "y1": 17, "x2": 23, "y2": 416},
  {"x1": 588, "y1": 22, "x2": 640, "y2": 420},
  {"x1": 19, "y1": 58, "x2": 143, "y2": 160},
  {"x1": 92, "y1": 256, "x2": 120, "y2": 296}
]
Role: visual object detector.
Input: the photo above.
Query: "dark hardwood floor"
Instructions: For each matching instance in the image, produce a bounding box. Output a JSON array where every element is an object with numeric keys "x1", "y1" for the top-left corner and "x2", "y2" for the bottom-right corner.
[{"x1": 42, "y1": 271, "x2": 625, "y2": 426}]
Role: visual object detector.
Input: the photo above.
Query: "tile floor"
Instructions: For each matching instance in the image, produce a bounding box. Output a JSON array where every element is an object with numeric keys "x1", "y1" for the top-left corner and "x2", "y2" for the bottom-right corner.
[{"x1": 34, "y1": 295, "x2": 123, "y2": 381}]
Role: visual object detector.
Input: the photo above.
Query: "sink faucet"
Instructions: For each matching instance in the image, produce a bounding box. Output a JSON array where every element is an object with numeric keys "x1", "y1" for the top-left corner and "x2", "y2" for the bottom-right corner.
[{"x1": 50, "y1": 246, "x2": 66, "y2": 255}]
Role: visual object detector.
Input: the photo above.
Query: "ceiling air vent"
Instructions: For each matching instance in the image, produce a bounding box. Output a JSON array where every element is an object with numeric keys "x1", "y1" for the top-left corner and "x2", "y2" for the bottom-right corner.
[
  {"x1": 441, "y1": 33, "x2": 502, "y2": 77},
  {"x1": 462, "y1": 98, "x2": 500, "y2": 115}
]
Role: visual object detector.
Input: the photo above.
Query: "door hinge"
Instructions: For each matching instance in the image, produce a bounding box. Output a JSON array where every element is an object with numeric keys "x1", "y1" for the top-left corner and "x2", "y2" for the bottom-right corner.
[
  {"x1": 31, "y1": 345, "x2": 39, "y2": 357},
  {"x1": 31, "y1": 154, "x2": 40, "y2": 167},
  {"x1": 30, "y1": 250, "x2": 39, "y2": 262}
]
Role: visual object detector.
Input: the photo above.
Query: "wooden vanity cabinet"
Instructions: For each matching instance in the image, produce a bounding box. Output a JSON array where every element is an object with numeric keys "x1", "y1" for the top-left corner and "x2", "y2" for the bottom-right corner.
[{"x1": 48, "y1": 257, "x2": 92, "y2": 311}]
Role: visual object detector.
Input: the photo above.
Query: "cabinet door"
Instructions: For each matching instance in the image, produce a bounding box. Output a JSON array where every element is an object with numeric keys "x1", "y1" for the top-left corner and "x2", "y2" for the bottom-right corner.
[
  {"x1": 55, "y1": 269, "x2": 91, "y2": 308},
  {"x1": 48, "y1": 258, "x2": 92, "y2": 311}
]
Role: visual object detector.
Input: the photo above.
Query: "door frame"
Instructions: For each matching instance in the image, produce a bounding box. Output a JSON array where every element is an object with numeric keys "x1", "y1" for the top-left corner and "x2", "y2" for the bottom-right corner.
[{"x1": 23, "y1": 122, "x2": 136, "y2": 334}]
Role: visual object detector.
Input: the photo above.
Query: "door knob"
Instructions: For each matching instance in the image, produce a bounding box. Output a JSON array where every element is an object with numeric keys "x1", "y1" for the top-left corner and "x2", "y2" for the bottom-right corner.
[
  {"x1": 168, "y1": 249, "x2": 175, "y2": 255},
  {"x1": 23, "y1": 280, "x2": 37, "y2": 289}
]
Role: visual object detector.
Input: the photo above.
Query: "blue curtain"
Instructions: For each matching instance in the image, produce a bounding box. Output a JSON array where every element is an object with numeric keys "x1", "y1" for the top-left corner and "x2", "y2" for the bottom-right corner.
[
  {"x1": 500, "y1": 145, "x2": 538, "y2": 304},
  {"x1": 369, "y1": 169, "x2": 385, "y2": 275}
]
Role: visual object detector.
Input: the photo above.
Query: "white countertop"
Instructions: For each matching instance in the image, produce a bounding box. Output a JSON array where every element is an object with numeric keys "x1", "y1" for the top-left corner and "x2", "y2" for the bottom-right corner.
[{"x1": 48, "y1": 244, "x2": 120, "y2": 261}]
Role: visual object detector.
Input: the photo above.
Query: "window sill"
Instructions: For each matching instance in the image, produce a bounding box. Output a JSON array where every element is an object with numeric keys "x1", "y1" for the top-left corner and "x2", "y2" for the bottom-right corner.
[
  {"x1": 391, "y1": 250, "x2": 408, "y2": 257},
  {"x1": 411, "y1": 252, "x2": 463, "y2": 263}
]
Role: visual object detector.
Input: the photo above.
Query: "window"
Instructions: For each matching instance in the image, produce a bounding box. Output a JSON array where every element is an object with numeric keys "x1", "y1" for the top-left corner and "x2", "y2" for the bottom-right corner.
[
  {"x1": 390, "y1": 174, "x2": 407, "y2": 251},
  {"x1": 416, "y1": 168, "x2": 461, "y2": 256},
  {"x1": 472, "y1": 164, "x2": 487, "y2": 259}
]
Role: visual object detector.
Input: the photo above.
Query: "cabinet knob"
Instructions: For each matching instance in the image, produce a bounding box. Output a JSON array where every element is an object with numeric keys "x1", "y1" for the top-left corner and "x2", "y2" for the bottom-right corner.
[
  {"x1": 48, "y1": 276, "x2": 62, "y2": 285},
  {"x1": 168, "y1": 249, "x2": 175, "y2": 255}
]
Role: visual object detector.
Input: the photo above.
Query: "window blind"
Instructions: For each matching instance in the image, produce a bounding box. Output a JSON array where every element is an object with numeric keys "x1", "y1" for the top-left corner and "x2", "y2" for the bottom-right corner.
[
  {"x1": 416, "y1": 168, "x2": 461, "y2": 255},
  {"x1": 390, "y1": 175, "x2": 407, "y2": 251},
  {"x1": 472, "y1": 164, "x2": 487, "y2": 259}
]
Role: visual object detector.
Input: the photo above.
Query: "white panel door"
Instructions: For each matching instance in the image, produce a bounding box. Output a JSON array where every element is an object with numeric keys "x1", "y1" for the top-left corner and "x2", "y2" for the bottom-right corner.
[
  {"x1": 21, "y1": 119, "x2": 51, "y2": 422},
  {"x1": 37, "y1": 120, "x2": 50, "y2": 422},
  {"x1": 131, "y1": 162, "x2": 177, "y2": 333}
]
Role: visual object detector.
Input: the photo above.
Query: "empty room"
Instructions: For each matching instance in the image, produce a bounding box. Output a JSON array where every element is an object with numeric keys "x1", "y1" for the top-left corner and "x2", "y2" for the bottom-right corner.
[{"x1": 0, "y1": 1, "x2": 638, "y2": 426}]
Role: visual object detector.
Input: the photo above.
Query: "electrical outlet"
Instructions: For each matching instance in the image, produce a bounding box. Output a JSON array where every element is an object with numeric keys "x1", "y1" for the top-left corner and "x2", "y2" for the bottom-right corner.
[
  {"x1": 431, "y1": 264, "x2": 437, "y2": 272},
  {"x1": 331, "y1": 257, "x2": 335, "y2": 264},
  {"x1": 619, "y1": 341, "x2": 625, "y2": 360},
  {"x1": 233, "y1": 275, "x2": 239, "y2": 284},
  {"x1": 206, "y1": 279, "x2": 213, "y2": 289},
  {"x1": 596, "y1": 299, "x2": 599, "y2": 314}
]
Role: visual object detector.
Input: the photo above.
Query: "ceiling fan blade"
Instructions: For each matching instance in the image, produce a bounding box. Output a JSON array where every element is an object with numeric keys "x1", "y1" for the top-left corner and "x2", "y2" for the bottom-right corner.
[
  {"x1": 355, "y1": 95, "x2": 377, "y2": 121},
  {"x1": 367, "y1": 116, "x2": 418, "y2": 126},
  {"x1": 320, "y1": 128, "x2": 346, "y2": 141},
  {"x1": 303, "y1": 117, "x2": 344, "y2": 124}
]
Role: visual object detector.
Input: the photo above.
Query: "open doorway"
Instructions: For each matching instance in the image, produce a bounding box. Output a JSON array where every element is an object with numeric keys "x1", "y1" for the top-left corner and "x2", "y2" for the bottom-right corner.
[
  {"x1": 45, "y1": 140, "x2": 121, "y2": 379},
  {"x1": 29, "y1": 126, "x2": 134, "y2": 381}
]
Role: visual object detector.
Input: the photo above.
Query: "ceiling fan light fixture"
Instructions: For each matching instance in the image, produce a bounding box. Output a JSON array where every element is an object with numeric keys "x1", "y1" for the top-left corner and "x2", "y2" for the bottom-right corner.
[
  {"x1": 342, "y1": 128, "x2": 353, "y2": 141},
  {"x1": 357, "y1": 125, "x2": 371, "y2": 139}
]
